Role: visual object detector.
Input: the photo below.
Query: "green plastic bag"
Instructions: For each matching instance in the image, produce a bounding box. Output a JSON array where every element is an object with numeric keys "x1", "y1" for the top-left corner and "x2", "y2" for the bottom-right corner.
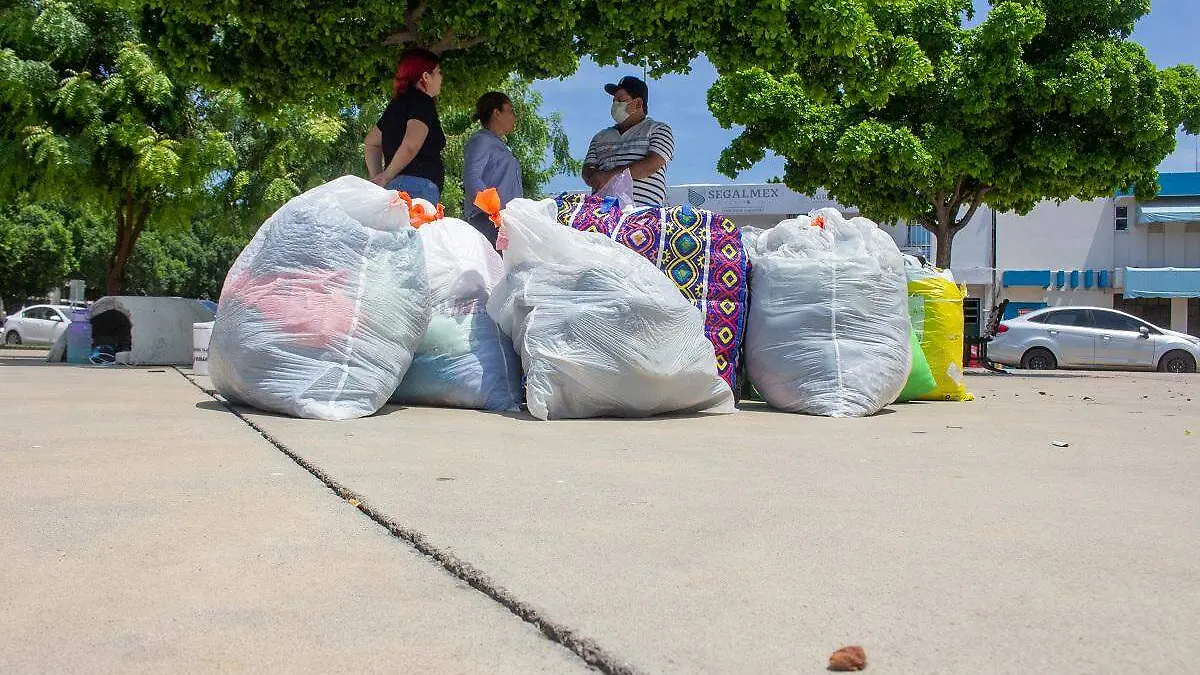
[{"x1": 896, "y1": 329, "x2": 936, "y2": 402}]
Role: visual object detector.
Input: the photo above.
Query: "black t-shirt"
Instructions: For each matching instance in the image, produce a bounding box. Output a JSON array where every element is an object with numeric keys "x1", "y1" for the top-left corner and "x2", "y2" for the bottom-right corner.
[{"x1": 377, "y1": 89, "x2": 446, "y2": 190}]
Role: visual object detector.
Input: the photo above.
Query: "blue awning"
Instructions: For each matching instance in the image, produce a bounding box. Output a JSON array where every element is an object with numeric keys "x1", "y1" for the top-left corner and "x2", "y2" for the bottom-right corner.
[
  {"x1": 1138, "y1": 202, "x2": 1200, "y2": 224},
  {"x1": 1124, "y1": 267, "x2": 1200, "y2": 298}
]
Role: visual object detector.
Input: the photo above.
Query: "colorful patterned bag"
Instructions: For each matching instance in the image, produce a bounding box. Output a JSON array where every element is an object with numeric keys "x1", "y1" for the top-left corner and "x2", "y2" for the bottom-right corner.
[{"x1": 554, "y1": 193, "x2": 749, "y2": 391}]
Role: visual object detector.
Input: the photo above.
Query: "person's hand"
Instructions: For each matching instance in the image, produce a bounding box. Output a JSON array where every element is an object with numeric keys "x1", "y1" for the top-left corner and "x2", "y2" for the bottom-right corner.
[
  {"x1": 370, "y1": 173, "x2": 391, "y2": 187},
  {"x1": 589, "y1": 170, "x2": 613, "y2": 191}
]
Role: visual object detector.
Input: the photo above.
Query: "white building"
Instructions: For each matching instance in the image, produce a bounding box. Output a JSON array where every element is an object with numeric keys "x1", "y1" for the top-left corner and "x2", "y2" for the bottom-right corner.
[{"x1": 670, "y1": 172, "x2": 1200, "y2": 336}]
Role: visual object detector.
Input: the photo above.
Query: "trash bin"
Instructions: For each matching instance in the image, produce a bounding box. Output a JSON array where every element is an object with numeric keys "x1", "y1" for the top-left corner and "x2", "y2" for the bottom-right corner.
[
  {"x1": 193, "y1": 321, "x2": 214, "y2": 375},
  {"x1": 65, "y1": 309, "x2": 92, "y2": 364}
]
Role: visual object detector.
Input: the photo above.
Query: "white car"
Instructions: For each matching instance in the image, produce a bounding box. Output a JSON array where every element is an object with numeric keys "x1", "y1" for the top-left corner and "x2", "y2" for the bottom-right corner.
[
  {"x1": 988, "y1": 306, "x2": 1200, "y2": 373},
  {"x1": 2, "y1": 305, "x2": 74, "y2": 346}
]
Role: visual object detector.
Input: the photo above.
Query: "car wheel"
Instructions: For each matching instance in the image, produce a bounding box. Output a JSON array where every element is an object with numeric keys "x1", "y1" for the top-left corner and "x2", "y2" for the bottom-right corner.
[
  {"x1": 1157, "y1": 350, "x2": 1197, "y2": 374},
  {"x1": 1020, "y1": 347, "x2": 1057, "y2": 370},
  {"x1": 4, "y1": 330, "x2": 21, "y2": 345}
]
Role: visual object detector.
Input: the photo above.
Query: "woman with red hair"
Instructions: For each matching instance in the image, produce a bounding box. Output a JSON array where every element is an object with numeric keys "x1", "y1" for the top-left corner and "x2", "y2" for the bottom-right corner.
[{"x1": 364, "y1": 48, "x2": 446, "y2": 204}]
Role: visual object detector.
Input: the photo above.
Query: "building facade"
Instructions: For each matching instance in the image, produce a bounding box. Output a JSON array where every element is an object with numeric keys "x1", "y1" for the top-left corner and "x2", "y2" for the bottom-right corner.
[{"x1": 670, "y1": 172, "x2": 1200, "y2": 336}]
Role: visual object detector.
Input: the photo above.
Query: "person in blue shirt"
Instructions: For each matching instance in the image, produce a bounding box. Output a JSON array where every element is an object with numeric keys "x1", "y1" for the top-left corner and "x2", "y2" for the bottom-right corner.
[{"x1": 463, "y1": 92, "x2": 523, "y2": 248}]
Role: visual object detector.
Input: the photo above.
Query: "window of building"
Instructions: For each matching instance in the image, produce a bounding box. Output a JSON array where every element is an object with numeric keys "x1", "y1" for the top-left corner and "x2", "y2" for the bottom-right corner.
[
  {"x1": 1114, "y1": 205, "x2": 1129, "y2": 230},
  {"x1": 905, "y1": 223, "x2": 933, "y2": 260},
  {"x1": 1113, "y1": 296, "x2": 1171, "y2": 329}
]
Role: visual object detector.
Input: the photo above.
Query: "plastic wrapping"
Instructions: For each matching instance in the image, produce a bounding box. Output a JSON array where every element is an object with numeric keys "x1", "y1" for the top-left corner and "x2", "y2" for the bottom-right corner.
[
  {"x1": 746, "y1": 209, "x2": 911, "y2": 417},
  {"x1": 210, "y1": 176, "x2": 430, "y2": 420},
  {"x1": 487, "y1": 198, "x2": 735, "y2": 420},
  {"x1": 896, "y1": 328, "x2": 937, "y2": 402},
  {"x1": 905, "y1": 257, "x2": 974, "y2": 401},
  {"x1": 391, "y1": 217, "x2": 521, "y2": 411}
]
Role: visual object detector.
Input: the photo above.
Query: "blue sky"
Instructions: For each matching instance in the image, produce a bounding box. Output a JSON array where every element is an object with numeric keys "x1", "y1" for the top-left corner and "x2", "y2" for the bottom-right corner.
[{"x1": 531, "y1": 0, "x2": 1200, "y2": 194}]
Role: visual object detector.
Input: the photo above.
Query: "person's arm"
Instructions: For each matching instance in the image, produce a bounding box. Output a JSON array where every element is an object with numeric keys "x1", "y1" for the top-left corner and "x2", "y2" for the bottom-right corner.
[
  {"x1": 463, "y1": 134, "x2": 488, "y2": 206},
  {"x1": 371, "y1": 118, "x2": 429, "y2": 187},
  {"x1": 364, "y1": 126, "x2": 384, "y2": 177},
  {"x1": 582, "y1": 135, "x2": 605, "y2": 190},
  {"x1": 625, "y1": 123, "x2": 673, "y2": 179},
  {"x1": 624, "y1": 152, "x2": 667, "y2": 180}
]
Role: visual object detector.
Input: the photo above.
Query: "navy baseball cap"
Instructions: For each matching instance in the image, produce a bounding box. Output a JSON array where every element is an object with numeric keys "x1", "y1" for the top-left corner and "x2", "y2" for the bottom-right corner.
[{"x1": 604, "y1": 76, "x2": 649, "y2": 109}]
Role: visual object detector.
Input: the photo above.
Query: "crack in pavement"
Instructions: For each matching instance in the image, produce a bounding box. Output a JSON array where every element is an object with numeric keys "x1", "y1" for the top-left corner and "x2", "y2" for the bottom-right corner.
[{"x1": 175, "y1": 368, "x2": 645, "y2": 675}]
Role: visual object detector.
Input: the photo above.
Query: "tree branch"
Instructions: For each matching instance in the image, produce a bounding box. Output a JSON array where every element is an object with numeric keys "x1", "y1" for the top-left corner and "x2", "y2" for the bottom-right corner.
[
  {"x1": 132, "y1": 200, "x2": 151, "y2": 239},
  {"x1": 429, "y1": 31, "x2": 486, "y2": 55},
  {"x1": 947, "y1": 175, "x2": 967, "y2": 216},
  {"x1": 383, "y1": 0, "x2": 429, "y2": 46},
  {"x1": 951, "y1": 186, "x2": 990, "y2": 233},
  {"x1": 932, "y1": 190, "x2": 950, "y2": 229}
]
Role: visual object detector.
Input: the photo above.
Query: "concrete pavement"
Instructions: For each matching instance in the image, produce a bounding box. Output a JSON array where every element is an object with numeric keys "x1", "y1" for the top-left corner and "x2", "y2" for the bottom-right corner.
[
  {"x1": 3, "y1": 349, "x2": 1199, "y2": 673},
  {"x1": 0, "y1": 353, "x2": 590, "y2": 675}
]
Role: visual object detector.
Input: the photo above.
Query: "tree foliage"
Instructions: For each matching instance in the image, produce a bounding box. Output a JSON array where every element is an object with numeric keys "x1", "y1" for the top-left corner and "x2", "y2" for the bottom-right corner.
[
  {"x1": 0, "y1": 0, "x2": 236, "y2": 293},
  {"x1": 0, "y1": 202, "x2": 76, "y2": 309},
  {"x1": 69, "y1": 209, "x2": 247, "y2": 300},
  {"x1": 709, "y1": 0, "x2": 1200, "y2": 266},
  {"x1": 140, "y1": 0, "x2": 934, "y2": 109}
]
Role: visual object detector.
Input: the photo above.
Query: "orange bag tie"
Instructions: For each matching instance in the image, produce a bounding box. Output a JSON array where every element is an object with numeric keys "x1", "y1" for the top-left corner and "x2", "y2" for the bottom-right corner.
[
  {"x1": 473, "y1": 187, "x2": 502, "y2": 229},
  {"x1": 390, "y1": 191, "x2": 444, "y2": 228}
]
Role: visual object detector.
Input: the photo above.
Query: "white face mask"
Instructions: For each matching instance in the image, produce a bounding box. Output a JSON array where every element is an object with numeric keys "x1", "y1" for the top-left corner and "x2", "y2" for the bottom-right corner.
[{"x1": 610, "y1": 100, "x2": 631, "y2": 124}]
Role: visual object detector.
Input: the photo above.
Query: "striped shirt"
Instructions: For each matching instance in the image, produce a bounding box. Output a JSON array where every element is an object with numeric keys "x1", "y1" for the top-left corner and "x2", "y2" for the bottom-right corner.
[{"x1": 584, "y1": 117, "x2": 674, "y2": 206}]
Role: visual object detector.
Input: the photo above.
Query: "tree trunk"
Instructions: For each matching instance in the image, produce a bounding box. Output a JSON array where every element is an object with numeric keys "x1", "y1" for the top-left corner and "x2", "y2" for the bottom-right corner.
[
  {"x1": 105, "y1": 194, "x2": 150, "y2": 295},
  {"x1": 928, "y1": 182, "x2": 987, "y2": 269},
  {"x1": 934, "y1": 216, "x2": 955, "y2": 269}
]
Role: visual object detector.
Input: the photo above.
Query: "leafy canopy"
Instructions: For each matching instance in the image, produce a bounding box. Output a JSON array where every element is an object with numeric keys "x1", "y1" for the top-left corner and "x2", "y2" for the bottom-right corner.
[
  {"x1": 709, "y1": 0, "x2": 1200, "y2": 264},
  {"x1": 139, "y1": 0, "x2": 935, "y2": 108}
]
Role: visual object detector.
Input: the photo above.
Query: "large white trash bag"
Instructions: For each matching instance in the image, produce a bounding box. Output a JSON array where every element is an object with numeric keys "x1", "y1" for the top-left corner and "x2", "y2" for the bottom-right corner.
[
  {"x1": 746, "y1": 208, "x2": 910, "y2": 417},
  {"x1": 210, "y1": 175, "x2": 431, "y2": 420},
  {"x1": 487, "y1": 198, "x2": 735, "y2": 421},
  {"x1": 391, "y1": 216, "x2": 521, "y2": 411}
]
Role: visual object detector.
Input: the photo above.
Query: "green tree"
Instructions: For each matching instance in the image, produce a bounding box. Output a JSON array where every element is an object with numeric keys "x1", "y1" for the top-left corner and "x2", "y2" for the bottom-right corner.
[
  {"x1": 69, "y1": 207, "x2": 249, "y2": 300},
  {"x1": 709, "y1": 0, "x2": 1200, "y2": 267},
  {"x1": 0, "y1": 202, "x2": 76, "y2": 308},
  {"x1": 141, "y1": 0, "x2": 934, "y2": 108},
  {"x1": 0, "y1": 0, "x2": 236, "y2": 294}
]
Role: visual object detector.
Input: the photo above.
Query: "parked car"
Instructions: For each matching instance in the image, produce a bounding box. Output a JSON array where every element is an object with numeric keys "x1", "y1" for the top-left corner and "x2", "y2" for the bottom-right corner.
[
  {"x1": 988, "y1": 306, "x2": 1200, "y2": 373},
  {"x1": 2, "y1": 304, "x2": 75, "y2": 346}
]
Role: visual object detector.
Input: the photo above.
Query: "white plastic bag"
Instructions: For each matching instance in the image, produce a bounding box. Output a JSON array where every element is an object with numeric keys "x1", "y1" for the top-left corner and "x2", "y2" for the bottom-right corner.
[
  {"x1": 209, "y1": 175, "x2": 431, "y2": 420},
  {"x1": 746, "y1": 208, "x2": 910, "y2": 417},
  {"x1": 390, "y1": 217, "x2": 521, "y2": 411},
  {"x1": 595, "y1": 169, "x2": 634, "y2": 210},
  {"x1": 487, "y1": 198, "x2": 735, "y2": 420}
]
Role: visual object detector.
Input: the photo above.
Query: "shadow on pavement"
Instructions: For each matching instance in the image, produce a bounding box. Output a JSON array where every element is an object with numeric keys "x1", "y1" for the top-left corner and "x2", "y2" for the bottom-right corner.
[{"x1": 735, "y1": 400, "x2": 898, "y2": 416}]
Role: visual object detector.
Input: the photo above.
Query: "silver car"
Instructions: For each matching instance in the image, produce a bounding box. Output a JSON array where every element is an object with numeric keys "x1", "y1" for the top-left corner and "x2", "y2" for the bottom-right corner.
[
  {"x1": 2, "y1": 304, "x2": 74, "y2": 346},
  {"x1": 988, "y1": 306, "x2": 1200, "y2": 373}
]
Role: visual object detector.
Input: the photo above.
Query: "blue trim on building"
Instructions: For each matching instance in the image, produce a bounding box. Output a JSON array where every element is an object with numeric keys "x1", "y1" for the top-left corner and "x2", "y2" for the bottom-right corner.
[
  {"x1": 1117, "y1": 172, "x2": 1200, "y2": 198},
  {"x1": 1083, "y1": 270, "x2": 1094, "y2": 288},
  {"x1": 1003, "y1": 269, "x2": 1052, "y2": 288},
  {"x1": 1123, "y1": 267, "x2": 1200, "y2": 298},
  {"x1": 1069, "y1": 270, "x2": 1080, "y2": 289},
  {"x1": 1156, "y1": 173, "x2": 1200, "y2": 198},
  {"x1": 1098, "y1": 270, "x2": 1109, "y2": 288}
]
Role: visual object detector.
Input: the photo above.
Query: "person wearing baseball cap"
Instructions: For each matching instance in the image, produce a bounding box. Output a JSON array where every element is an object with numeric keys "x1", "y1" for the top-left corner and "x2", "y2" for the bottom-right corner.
[{"x1": 582, "y1": 75, "x2": 675, "y2": 207}]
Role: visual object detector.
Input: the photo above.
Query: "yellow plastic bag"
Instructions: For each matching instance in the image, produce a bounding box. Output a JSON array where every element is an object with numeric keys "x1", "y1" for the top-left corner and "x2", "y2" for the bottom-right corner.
[{"x1": 906, "y1": 265, "x2": 974, "y2": 402}]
